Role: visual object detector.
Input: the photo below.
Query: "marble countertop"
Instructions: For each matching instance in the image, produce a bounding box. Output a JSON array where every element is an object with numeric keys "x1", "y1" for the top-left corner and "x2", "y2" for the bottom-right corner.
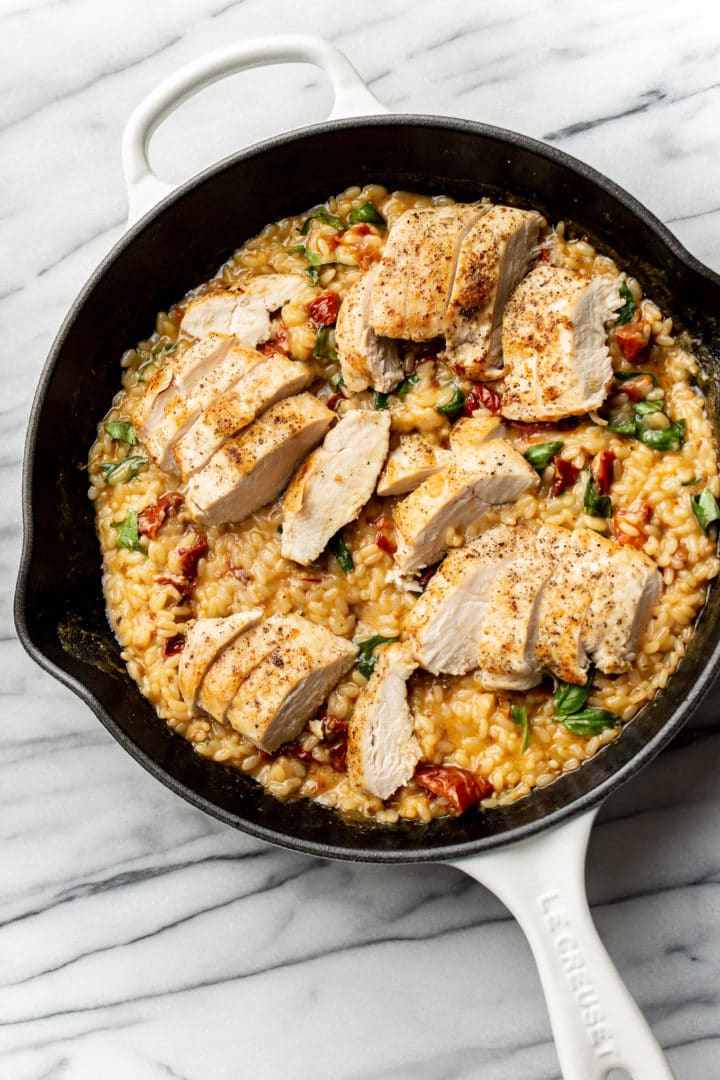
[{"x1": 3, "y1": 1, "x2": 720, "y2": 1077}]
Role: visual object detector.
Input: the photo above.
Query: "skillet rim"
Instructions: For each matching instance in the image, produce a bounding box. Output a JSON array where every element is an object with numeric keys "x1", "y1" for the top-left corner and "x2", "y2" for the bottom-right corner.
[{"x1": 15, "y1": 113, "x2": 720, "y2": 862}]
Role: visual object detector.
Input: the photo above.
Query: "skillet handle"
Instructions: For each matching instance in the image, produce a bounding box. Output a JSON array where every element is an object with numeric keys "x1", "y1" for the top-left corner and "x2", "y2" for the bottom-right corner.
[
  {"x1": 451, "y1": 809, "x2": 675, "y2": 1080},
  {"x1": 121, "y1": 35, "x2": 386, "y2": 225}
]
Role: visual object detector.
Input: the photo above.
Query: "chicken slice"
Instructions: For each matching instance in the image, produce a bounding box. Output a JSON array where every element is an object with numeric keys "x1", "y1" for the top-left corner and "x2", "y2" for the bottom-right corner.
[
  {"x1": 405, "y1": 525, "x2": 527, "y2": 675},
  {"x1": 225, "y1": 614, "x2": 357, "y2": 752},
  {"x1": 173, "y1": 355, "x2": 310, "y2": 480},
  {"x1": 376, "y1": 435, "x2": 445, "y2": 497},
  {"x1": 181, "y1": 274, "x2": 305, "y2": 347},
  {"x1": 501, "y1": 265, "x2": 622, "y2": 421},
  {"x1": 393, "y1": 440, "x2": 538, "y2": 577},
  {"x1": 370, "y1": 203, "x2": 490, "y2": 341},
  {"x1": 346, "y1": 643, "x2": 420, "y2": 800},
  {"x1": 447, "y1": 415, "x2": 505, "y2": 458},
  {"x1": 336, "y1": 266, "x2": 403, "y2": 393},
  {"x1": 186, "y1": 394, "x2": 334, "y2": 527},
  {"x1": 582, "y1": 546, "x2": 662, "y2": 674},
  {"x1": 534, "y1": 525, "x2": 615, "y2": 684},
  {"x1": 443, "y1": 206, "x2": 544, "y2": 380},
  {"x1": 178, "y1": 609, "x2": 264, "y2": 710}
]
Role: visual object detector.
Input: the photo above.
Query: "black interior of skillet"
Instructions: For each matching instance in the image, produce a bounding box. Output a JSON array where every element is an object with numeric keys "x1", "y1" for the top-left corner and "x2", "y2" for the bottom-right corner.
[{"x1": 17, "y1": 118, "x2": 720, "y2": 861}]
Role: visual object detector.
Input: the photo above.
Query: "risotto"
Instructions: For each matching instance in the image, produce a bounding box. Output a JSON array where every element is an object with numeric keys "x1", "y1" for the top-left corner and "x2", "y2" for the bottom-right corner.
[{"x1": 88, "y1": 184, "x2": 720, "y2": 824}]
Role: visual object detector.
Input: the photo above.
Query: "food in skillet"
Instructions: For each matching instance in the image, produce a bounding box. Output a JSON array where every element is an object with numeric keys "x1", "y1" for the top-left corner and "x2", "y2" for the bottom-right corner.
[{"x1": 89, "y1": 185, "x2": 720, "y2": 823}]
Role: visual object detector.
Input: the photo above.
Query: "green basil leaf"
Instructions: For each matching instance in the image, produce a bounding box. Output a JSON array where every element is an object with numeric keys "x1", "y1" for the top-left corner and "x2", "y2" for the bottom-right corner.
[
  {"x1": 614, "y1": 370, "x2": 658, "y2": 386},
  {"x1": 300, "y1": 207, "x2": 345, "y2": 235},
  {"x1": 100, "y1": 455, "x2": 148, "y2": 486},
  {"x1": 313, "y1": 325, "x2": 337, "y2": 361},
  {"x1": 137, "y1": 342, "x2": 175, "y2": 382},
  {"x1": 348, "y1": 202, "x2": 385, "y2": 226},
  {"x1": 306, "y1": 265, "x2": 320, "y2": 286},
  {"x1": 559, "y1": 709, "x2": 622, "y2": 736},
  {"x1": 329, "y1": 532, "x2": 354, "y2": 575},
  {"x1": 288, "y1": 244, "x2": 306, "y2": 255},
  {"x1": 553, "y1": 679, "x2": 592, "y2": 716},
  {"x1": 104, "y1": 421, "x2": 137, "y2": 445},
  {"x1": 276, "y1": 524, "x2": 283, "y2": 534},
  {"x1": 354, "y1": 634, "x2": 400, "y2": 679},
  {"x1": 524, "y1": 441, "x2": 563, "y2": 474},
  {"x1": 510, "y1": 705, "x2": 530, "y2": 753},
  {"x1": 583, "y1": 473, "x2": 612, "y2": 518},
  {"x1": 691, "y1": 488, "x2": 720, "y2": 532},
  {"x1": 396, "y1": 372, "x2": 420, "y2": 400},
  {"x1": 435, "y1": 385, "x2": 466, "y2": 420},
  {"x1": 632, "y1": 399, "x2": 665, "y2": 417},
  {"x1": 681, "y1": 477, "x2": 701, "y2": 487},
  {"x1": 637, "y1": 418, "x2": 686, "y2": 451},
  {"x1": 607, "y1": 412, "x2": 637, "y2": 436},
  {"x1": 615, "y1": 280, "x2": 636, "y2": 326},
  {"x1": 111, "y1": 510, "x2": 144, "y2": 553},
  {"x1": 374, "y1": 392, "x2": 389, "y2": 410}
]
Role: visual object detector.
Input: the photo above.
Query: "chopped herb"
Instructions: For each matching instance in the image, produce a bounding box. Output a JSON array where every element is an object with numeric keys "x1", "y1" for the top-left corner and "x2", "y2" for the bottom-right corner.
[
  {"x1": 691, "y1": 489, "x2": 720, "y2": 532},
  {"x1": 374, "y1": 392, "x2": 389, "y2": 410},
  {"x1": 607, "y1": 411, "x2": 637, "y2": 436},
  {"x1": 104, "y1": 420, "x2": 137, "y2": 445},
  {"x1": 558, "y1": 709, "x2": 622, "y2": 736},
  {"x1": 435, "y1": 385, "x2": 466, "y2": 421},
  {"x1": 111, "y1": 510, "x2": 144, "y2": 553},
  {"x1": 583, "y1": 472, "x2": 612, "y2": 518},
  {"x1": 355, "y1": 634, "x2": 400, "y2": 679},
  {"x1": 681, "y1": 477, "x2": 701, "y2": 487},
  {"x1": 632, "y1": 398, "x2": 664, "y2": 416},
  {"x1": 614, "y1": 370, "x2": 658, "y2": 386},
  {"x1": 525, "y1": 440, "x2": 563, "y2": 474},
  {"x1": 396, "y1": 372, "x2": 420, "y2": 400},
  {"x1": 288, "y1": 243, "x2": 306, "y2": 255},
  {"x1": 335, "y1": 375, "x2": 346, "y2": 391},
  {"x1": 637, "y1": 418, "x2": 686, "y2": 451},
  {"x1": 510, "y1": 705, "x2": 530, "y2": 752},
  {"x1": 329, "y1": 532, "x2": 354, "y2": 574},
  {"x1": 138, "y1": 342, "x2": 175, "y2": 381},
  {"x1": 313, "y1": 325, "x2": 337, "y2": 361},
  {"x1": 553, "y1": 679, "x2": 592, "y2": 716},
  {"x1": 306, "y1": 265, "x2": 320, "y2": 285},
  {"x1": 100, "y1": 455, "x2": 148, "y2": 486},
  {"x1": 300, "y1": 206, "x2": 345, "y2": 234},
  {"x1": 348, "y1": 202, "x2": 385, "y2": 226},
  {"x1": 615, "y1": 280, "x2": 636, "y2": 326},
  {"x1": 277, "y1": 524, "x2": 283, "y2": 534}
]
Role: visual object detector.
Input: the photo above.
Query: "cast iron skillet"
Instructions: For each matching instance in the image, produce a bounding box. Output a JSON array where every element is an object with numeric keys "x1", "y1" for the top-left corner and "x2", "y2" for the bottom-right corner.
[{"x1": 15, "y1": 36, "x2": 720, "y2": 1079}]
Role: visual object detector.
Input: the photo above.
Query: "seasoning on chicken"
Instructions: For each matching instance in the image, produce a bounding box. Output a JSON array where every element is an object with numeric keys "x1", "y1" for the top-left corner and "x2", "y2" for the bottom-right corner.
[
  {"x1": 186, "y1": 393, "x2": 334, "y2": 527},
  {"x1": 281, "y1": 410, "x2": 391, "y2": 566},
  {"x1": 376, "y1": 434, "x2": 445, "y2": 497},
  {"x1": 582, "y1": 545, "x2": 662, "y2": 673},
  {"x1": 178, "y1": 609, "x2": 264, "y2": 709},
  {"x1": 447, "y1": 415, "x2": 505, "y2": 457},
  {"x1": 443, "y1": 206, "x2": 544, "y2": 380},
  {"x1": 181, "y1": 274, "x2": 305, "y2": 347},
  {"x1": 197, "y1": 617, "x2": 295, "y2": 724},
  {"x1": 346, "y1": 643, "x2": 420, "y2": 799},
  {"x1": 336, "y1": 265, "x2": 403, "y2": 393},
  {"x1": 501, "y1": 264, "x2": 622, "y2": 421}
]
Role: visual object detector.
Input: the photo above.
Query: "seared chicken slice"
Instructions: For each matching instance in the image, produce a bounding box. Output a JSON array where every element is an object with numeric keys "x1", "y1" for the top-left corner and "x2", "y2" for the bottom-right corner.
[
  {"x1": 173, "y1": 355, "x2": 310, "y2": 479},
  {"x1": 501, "y1": 265, "x2": 622, "y2": 421},
  {"x1": 178, "y1": 609, "x2": 264, "y2": 710},
  {"x1": 534, "y1": 525, "x2": 615, "y2": 684},
  {"x1": 370, "y1": 203, "x2": 489, "y2": 341},
  {"x1": 225, "y1": 614, "x2": 357, "y2": 752},
  {"x1": 346, "y1": 643, "x2": 420, "y2": 799},
  {"x1": 172, "y1": 334, "x2": 238, "y2": 398},
  {"x1": 186, "y1": 394, "x2": 334, "y2": 527},
  {"x1": 181, "y1": 274, "x2": 305, "y2": 347},
  {"x1": 583, "y1": 546, "x2": 662, "y2": 674},
  {"x1": 443, "y1": 206, "x2": 544, "y2": 380},
  {"x1": 376, "y1": 434, "x2": 445, "y2": 497},
  {"x1": 336, "y1": 266, "x2": 403, "y2": 393},
  {"x1": 393, "y1": 440, "x2": 538, "y2": 577},
  {"x1": 281, "y1": 409, "x2": 391, "y2": 565},
  {"x1": 447, "y1": 415, "x2": 505, "y2": 458},
  {"x1": 405, "y1": 525, "x2": 526, "y2": 675}
]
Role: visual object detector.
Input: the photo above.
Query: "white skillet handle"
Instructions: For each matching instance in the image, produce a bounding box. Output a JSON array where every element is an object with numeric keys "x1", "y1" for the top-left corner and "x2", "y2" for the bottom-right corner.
[
  {"x1": 122, "y1": 35, "x2": 386, "y2": 225},
  {"x1": 452, "y1": 809, "x2": 674, "y2": 1080}
]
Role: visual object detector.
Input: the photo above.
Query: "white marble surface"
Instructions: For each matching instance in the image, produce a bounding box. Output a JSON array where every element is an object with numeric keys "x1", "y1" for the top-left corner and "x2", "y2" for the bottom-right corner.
[{"x1": 3, "y1": 1, "x2": 720, "y2": 1077}]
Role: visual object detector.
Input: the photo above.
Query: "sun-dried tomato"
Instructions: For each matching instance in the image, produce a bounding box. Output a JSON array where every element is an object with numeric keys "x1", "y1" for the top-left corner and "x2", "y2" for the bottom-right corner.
[
  {"x1": 592, "y1": 450, "x2": 615, "y2": 495},
  {"x1": 178, "y1": 532, "x2": 208, "y2": 586},
  {"x1": 613, "y1": 503, "x2": 652, "y2": 548},
  {"x1": 326, "y1": 393, "x2": 346, "y2": 412},
  {"x1": 376, "y1": 533, "x2": 397, "y2": 555},
  {"x1": 615, "y1": 314, "x2": 647, "y2": 362},
  {"x1": 155, "y1": 576, "x2": 188, "y2": 597},
  {"x1": 415, "y1": 764, "x2": 492, "y2": 815},
  {"x1": 551, "y1": 458, "x2": 580, "y2": 496},
  {"x1": 465, "y1": 384, "x2": 502, "y2": 416},
  {"x1": 138, "y1": 491, "x2": 184, "y2": 539},
  {"x1": 162, "y1": 633, "x2": 185, "y2": 658},
  {"x1": 416, "y1": 563, "x2": 440, "y2": 590},
  {"x1": 613, "y1": 374, "x2": 653, "y2": 402},
  {"x1": 308, "y1": 292, "x2": 340, "y2": 327}
]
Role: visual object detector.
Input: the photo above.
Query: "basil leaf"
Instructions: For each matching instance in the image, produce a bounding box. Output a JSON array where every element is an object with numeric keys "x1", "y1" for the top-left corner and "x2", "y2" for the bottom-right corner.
[
  {"x1": 614, "y1": 370, "x2": 658, "y2": 386},
  {"x1": 397, "y1": 372, "x2": 420, "y2": 400},
  {"x1": 111, "y1": 510, "x2": 144, "y2": 553},
  {"x1": 559, "y1": 709, "x2": 622, "y2": 736},
  {"x1": 583, "y1": 473, "x2": 612, "y2": 518},
  {"x1": 138, "y1": 342, "x2": 175, "y2": 381},
  {"x1": 104, "y1": 421, "x2": 137, "y2": 445},
  {"x1": 100, "y1": 455, "x2": 148, "y2": 486},
  {"x1": 553, "y1": 679, "x2": 592, "y2": 716},
  {"x1": 276, "y1": 524, "x2": 283, "y2": 534},
  {"x1": 348, "y1": 202, "x2": 385, "y2": 226},
  {"x1": 681, "y1": 477, "x2": 701, "y2": 487},
  {"x1": 288, "y1": 244, "x2": 306, "y2": 255},
  {"x1": 374, "y1": 392, "x2": 389, "y2": 410},
  {"x1": 637, "y1": 418, "x2": 686, "y2": 451},
  {"x1": 435, "y1": 385, "x2": 466, "y2": 421},
  {"x1": 691, "y1": 489, "x2": 720, "y2": 532},
  {"x1": 313, "y1": 325, "x2": 337, "y2": 361},
  {"x1": 510, "y1": 705, "x2": 530, "y2": 753},
  {"x1": 525, "y1": 441, "x2": 563, "y2": 474},
  {"x1": 300, "y1": 207, "x2": 345, "y2": 235},
  {"x1": 615, "y1": 280, "x2": 636, "y2": 326},
  {"x1": 607, "y1": 412, "x2": 637, "y2": 436},
  {"x1": 633, "y1": 399, "x2": 664, "y2": 416},
  {"x1": 355, "y1": 634, "x2": 400, "y2": 679},
  {"x1": 329, "y1": 532, "x2": 354, "y2": 575},
  {"x1": 306, "y1": 266, "x2": 320, "y2": 285}
]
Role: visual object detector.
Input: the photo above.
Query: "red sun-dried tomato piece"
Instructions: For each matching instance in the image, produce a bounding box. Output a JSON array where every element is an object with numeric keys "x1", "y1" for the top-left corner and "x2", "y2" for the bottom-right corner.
[
  {"x1": 162, "y1": 633, "x2": 185, "y2": 658},
  {"x1": 308, "y1": 292, "x2": 340, "y2": 327},
  {"x1": 326, "y1": 393, "x2": 346, "y2": 412},
  {"x1": 138, "y1": 491, "x2": 184, "y2": 540},
  {"x1": 177, "y1": 531, "x2": 208, "y2": 586},
  {"x1": 615, "y1": 314, "x2": 647, "y2": 362},
  {"x1": 551, "y1": 458, "x2": 580, "y2": 496},
  {"x1": 465, "y1": 384, "x2": 502, "y2": 416},
  {"x1": 592, "y1": 449, "x2": 616, "y2": 495},
  {"x1": 415, "y1": 764, "x2": 492, "y2": 815}
]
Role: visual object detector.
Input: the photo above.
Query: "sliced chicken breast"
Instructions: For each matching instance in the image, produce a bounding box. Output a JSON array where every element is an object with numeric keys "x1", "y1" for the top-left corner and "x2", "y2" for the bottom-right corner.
[
  {"x1": 173, "y1": 355, "x2": 310, "y2": 480},
  {"x1": 405, "y1": 525, "x2": 527, "y2": 675},
  {"x1": 447, "y1": 415, "x2": 505, "y2": 458},
  {"x1": 181, "y1": 274, "x2": 305, "y2": 347},
  {"x1": 336, "y1": 266, "x2": 403, "y2": 394},
  {"x1": 281, "y1": 409, "x2": 391, "y2": 565},
  {"x1": 501, "y1": 265, "x2": 622, "y2": 421},
  {"x1": 172, "y1": 334, "x2": 238, "y2": 398},
  {"x1": 376, "y1": 434, "x2": 445, "y2": 497},
  {"x1": 443, "y1": 206, "x2": 544, "y2": 380},
  {"x1": 186, "y1": 394, "x2": 334, "y2": 527},
  {"x1": 346, "y1": 643, "x2": 420, "y2": 800},
  {"x1": 225, "y1": 614, "x2": 357, "y2": 752},
  {"x1": 393, "y1": 440, "x2": 538, "y2": 577},
  {"x1": 582, "y1": 546, "x2": 662, "y2": 674},
  {"x1": 178, "y1": 609, "x2": 264, "y2": 710},
  {"x1": 370, "y1": 203, "x2": 490, "y2": 341},
  {"x1": 534, "y1": 525, "x2": 615, "y2": 684}
]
